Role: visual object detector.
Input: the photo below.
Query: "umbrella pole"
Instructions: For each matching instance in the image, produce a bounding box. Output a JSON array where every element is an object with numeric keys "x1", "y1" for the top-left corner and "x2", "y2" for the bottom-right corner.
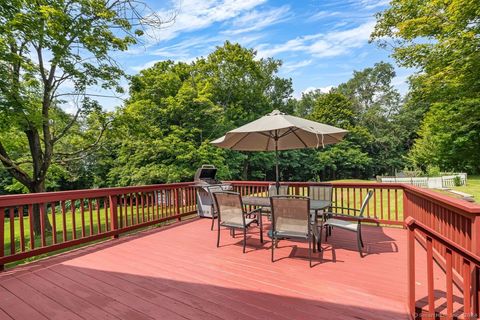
[{"x1": 275, "y1": 136, "x2": 280, "y2": 194}]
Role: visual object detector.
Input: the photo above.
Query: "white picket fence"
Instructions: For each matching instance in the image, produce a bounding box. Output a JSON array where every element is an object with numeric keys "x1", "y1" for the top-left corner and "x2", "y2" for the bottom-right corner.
[{"x1": 378, "y1": 173, "x2": 467, "y2": 189}]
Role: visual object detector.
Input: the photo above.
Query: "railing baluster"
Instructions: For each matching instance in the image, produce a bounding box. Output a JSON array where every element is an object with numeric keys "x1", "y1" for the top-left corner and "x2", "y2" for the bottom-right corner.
[
  {"x1": 80, "y1": 200, "x2": 85, "y2": 238},
  {"x1": 119, "y1": 197, "x2": 124, "y2": 228},
  {"x1": 0, "y1": 208, "x2": 4, "y2": 270},
  {"x1": 408, "y1": 223, "x2": 416, "y2": 318},
  {"x1": 130, "y1": 194, "x2": 134, "y2": 225},
  {"x1": 387, "y1": 189, "x2": 391, "y2": 222},
  {"x1": 88, "y1": 199, "x2": 94, "y2": 236},
  {"x1": 104, "y1": 197, "x2": 109, "y2": 231},
  {"x1": 134, "y1": 193, "x2": 139, "y2": 224},
  {"x1": 124, "y1": 195, "x2": 129, "y2": 226},
  {"x1": 109, "y1": 195, "x2": 118, "y2": 239},
  {"x1": 50, "y1": 203, "x2": 57, "y2": 244},
  {"x1": 71, "y1": 199, "x2": 76, "y2": 240},
  {"x1": 19, "y1": 206, "x2": 25, "y2": 252},
  {"x1": 464, "y1": 259, "x2": 472, "y2": 318},
  {"x1": 40, "y1": 203, "x2": 46, "y2": 247},
  {"x1": 28, "y1": 204, "x2": 34, "y2": 249},
  {"x1": 9, "y1": 207, "x2": 15, "y2": 255},
  {"x1": 96, "y1": 199, "x2": 102, "y2": 234},
  {"x1": 380, "y1": 189, "x2": 384, "y2": 221},
  {"x1": 446, "y1": 248, "x2": 453, "y2": 320},
  {"x1": 395, "y1": 189, "x2": 399, "y2": 222},
  {"x1": 426, "y1": 236, "x2": 435, "y2": 315},
  {"x1": 61, "y1": 201, "x2": 67, "y2": 242}
]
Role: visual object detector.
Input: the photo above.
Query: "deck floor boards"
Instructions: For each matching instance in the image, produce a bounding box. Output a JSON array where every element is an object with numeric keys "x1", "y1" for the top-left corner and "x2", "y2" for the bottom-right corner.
[{"x1": 0, "y1": 217, "x2": 459, "y2": 319}]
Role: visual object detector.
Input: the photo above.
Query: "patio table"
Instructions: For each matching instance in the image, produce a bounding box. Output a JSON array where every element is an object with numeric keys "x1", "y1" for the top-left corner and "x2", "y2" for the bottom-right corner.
[{"x1": 242, "y1": 196, "x2": 331, "y2": 249}]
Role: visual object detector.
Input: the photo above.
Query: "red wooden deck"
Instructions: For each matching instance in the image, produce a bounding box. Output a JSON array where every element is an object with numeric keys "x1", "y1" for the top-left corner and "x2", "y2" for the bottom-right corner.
[{"x1": 0, "y1": 217, "x2": 459, "y2": 320}]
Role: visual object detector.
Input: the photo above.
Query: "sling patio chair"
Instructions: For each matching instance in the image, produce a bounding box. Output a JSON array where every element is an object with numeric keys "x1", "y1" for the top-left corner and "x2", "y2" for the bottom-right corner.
[
  {"x1": 309, "y1": 185, "x2": 333, "y2": 220},
  {"x1": 319, "y1": 190, "x2": 374, "y2": 257},
  {"x1": 213, "y1": 191, "x2": 262, "y2": 253},
  {"x1": 268, "y1": 195, "x2": 316, "y2": 267},
  {"x1": 261, "y1": 184, "x2": 289, "y2": 219}
]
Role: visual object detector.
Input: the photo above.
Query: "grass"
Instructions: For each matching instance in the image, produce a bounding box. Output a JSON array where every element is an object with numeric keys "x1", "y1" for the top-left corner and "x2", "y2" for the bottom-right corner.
[{"x1": 449, "y1": 175, "x2": 480, "y2": 202}]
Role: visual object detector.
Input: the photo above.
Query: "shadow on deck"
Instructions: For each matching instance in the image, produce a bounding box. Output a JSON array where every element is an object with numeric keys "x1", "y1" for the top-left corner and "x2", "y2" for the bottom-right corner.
[{"x1": 0, "y1": 217, "x2": 459, "y2": 319}]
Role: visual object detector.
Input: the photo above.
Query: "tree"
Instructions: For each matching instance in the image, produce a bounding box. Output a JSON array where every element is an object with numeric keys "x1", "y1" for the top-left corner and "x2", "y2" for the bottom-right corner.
[
  {"x1": 0, "y1": 0, "x2": 167, "y2": 233},
  {"x1": 107, "y1": 42, "x2": 294, "y2": 184},
  {"x1": 409, "y1": 98, "x2": 480, "y2": 172},
  {"x1": 372, "y1": 0, "x2": 480, "y2": 173},
  {"x1": 372, "y1": 0, "x2": 480, "y2": 101},
  {"x1": 336, "y1": 62, "x2": 407, "y2": 175}
]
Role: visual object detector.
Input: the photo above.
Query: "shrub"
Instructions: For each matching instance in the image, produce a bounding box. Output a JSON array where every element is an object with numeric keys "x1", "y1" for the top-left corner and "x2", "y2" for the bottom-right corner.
[{"x1": 453, "y1": 176, "x2": 462, "y2": 187}]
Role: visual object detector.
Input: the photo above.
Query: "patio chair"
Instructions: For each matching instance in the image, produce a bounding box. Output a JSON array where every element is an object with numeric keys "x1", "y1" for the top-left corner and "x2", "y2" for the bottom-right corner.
[
  {"x1": 309, "y1": 185, "x2": 333, "y2": 220},
  {"x1": 262, "y1": 184, "x2": 289, "y2": 219},
  {"x1": 319, "y1": 190, "x2": 374, "y2": 257},
  {"x1": 207, "y1": 185, "x2": 224, "y2": 231},
  {"x1": 269, "y1": 195, "x2": 315, "y2": 267},
  {"x1": 213, "y1": 191, "x2": 262, "y2": 253}
]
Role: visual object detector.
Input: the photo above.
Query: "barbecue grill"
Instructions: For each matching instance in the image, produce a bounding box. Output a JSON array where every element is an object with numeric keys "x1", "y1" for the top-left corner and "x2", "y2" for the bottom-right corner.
[{"x1": 193, "y1": 165, "x2": 231, "y2": 218}]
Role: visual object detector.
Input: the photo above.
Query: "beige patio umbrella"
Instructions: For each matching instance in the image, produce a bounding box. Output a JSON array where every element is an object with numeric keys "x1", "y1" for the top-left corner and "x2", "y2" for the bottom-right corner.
[{"x1": 211, "y1": 110, "x2": 348, "y2": 191}]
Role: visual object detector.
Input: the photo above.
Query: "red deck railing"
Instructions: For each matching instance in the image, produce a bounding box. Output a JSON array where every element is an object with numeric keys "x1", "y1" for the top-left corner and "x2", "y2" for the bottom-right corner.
[
  {"x1": 406, "y1": 217, "x2": 480, "y2": 319},
  {"x1": 1, "y1": 180, "x2": 480, "y2": 318},
  {"x1": 0, "y1": 182, "x2": 197, "y2": 269}
]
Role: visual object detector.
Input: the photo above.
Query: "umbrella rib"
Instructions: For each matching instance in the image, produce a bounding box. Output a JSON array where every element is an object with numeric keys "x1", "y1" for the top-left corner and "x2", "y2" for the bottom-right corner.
[
  {"x1": 230, "y1": 132, "x2": 251, "y2": 149},
  {"x1": 291, "y1": 129, "x2": 309, "y2": 148}
]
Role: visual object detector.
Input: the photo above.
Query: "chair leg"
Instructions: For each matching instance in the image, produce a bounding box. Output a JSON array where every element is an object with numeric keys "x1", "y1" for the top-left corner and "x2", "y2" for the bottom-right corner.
[
  {"x1": 271, "y1": 238, "x2": 275, "y2": 262},
  {"x1": 325, "y1": 225, "x2": 329, "y2": 243},
  {"x1": 243, "y1": 228, "x2": 247, "y2": 253},
  {"x1": 259, "y1": 216, "x2": 263, "y2": 244},
  {"x1": 317, "y1": 226, "x2": 323, "y2": 252},
  {"x1": 357, "y1": 231, "x2": 364, "y2": 257},
  {"x1": 308, "y1": 236, "x2": 312, "y2": 268},
  {"x1": 211, "y1": 216, "x2": 215, "y2": 231},
  {"x1": 217, "y1": 224, "x2": 220, "y2": 247},
  {"x1": 359, "y1": 229, "x2": 364, "y2": 248}
]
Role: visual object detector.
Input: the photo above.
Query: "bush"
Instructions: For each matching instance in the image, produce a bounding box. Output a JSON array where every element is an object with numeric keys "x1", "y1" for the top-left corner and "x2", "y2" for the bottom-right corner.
[
  {"x1": 426, "y1": 165, "x2": 441, "y2": 177},
  {"x1": 453, "y1": 176, "x2": 462, "y2": 187}
]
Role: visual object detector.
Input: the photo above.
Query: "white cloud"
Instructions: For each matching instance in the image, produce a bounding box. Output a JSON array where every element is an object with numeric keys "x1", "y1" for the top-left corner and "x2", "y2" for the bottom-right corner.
[
  {"x1": 360, "y1": 0, "x2": 390, "y2": 10},
  {"x1": 223, "y1": 5, "x2": 291, "y2": 35},
  {"x1": 308, "y1": 10, "x2": 340, "y2": 22},
  {"x1": 145, "y1": 0, "x2": 266, "y2": 44},
  {"x1": 304, "y1": 85, "x2": 333, "y2": 94},
  {"x1": 293, "y1": 85, "x2": 333, "y2": 99},
  {"x1": 256, "y1": 20, "x2": 376, "y2": 59},
  {"x1": 282, "y1": 59, "x2": 312, "y2": 73}
]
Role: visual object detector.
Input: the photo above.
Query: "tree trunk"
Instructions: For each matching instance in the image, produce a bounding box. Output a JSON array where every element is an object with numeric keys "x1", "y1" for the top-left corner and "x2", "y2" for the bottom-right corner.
[
  {"x1": 29, "y1": 181, "x2": 52, "y2": 235},
  {"x1": 242, "y1": 156, "x2": 249, "y2": 180}
]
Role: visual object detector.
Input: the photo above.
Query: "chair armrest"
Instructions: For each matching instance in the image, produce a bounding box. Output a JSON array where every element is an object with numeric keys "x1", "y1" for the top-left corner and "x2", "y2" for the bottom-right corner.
[
  {"x1": 325, "y1": 212, "x2": 364, "y2": 220},
  {"x1": 329, "y1": 206, "x2": 360, "y2": 212},
  {"x1": 244, "y1": 207, "x2": 262, "y2": 217}
]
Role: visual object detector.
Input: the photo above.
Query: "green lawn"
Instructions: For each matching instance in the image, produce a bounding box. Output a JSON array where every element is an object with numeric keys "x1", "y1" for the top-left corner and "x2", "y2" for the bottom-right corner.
[{"x1": 448, "y1": 175, "x2": 480, "y2": 202}]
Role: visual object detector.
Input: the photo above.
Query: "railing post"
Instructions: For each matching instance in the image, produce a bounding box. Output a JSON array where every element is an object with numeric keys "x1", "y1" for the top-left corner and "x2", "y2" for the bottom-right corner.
[
  {"x1": 472, "y1": 216, "x2": 480, "y2": 315},
  {"x1": 109, "y1": 195, "x2": 119, "y2": 239},
  {"x1": 175, "y1": 188, "x2": 181, "y2": 222},
  {"x1": 0, "y1": 208, "x2": 4, "y2": 271},
  {"x1": 407, "y1": 223, "x2": 416, "y2": 319}
]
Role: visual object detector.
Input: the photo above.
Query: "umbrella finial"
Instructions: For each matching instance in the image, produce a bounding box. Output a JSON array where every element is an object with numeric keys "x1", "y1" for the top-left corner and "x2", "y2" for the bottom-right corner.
[{"x1": 268, "y1": 109, "x2": 284, "y2": 116}]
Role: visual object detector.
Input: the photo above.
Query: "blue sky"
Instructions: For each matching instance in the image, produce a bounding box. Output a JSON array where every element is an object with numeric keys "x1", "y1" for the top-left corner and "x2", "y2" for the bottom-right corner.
[{"x1": 97, "y1": 0, "x2": 412, "y2": 110}]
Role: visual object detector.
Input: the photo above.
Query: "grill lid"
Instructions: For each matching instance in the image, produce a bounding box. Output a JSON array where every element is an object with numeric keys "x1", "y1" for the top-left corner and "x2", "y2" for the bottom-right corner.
[{"x1": 194, "y1": 164, "x2": 217, "y2": 182}]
